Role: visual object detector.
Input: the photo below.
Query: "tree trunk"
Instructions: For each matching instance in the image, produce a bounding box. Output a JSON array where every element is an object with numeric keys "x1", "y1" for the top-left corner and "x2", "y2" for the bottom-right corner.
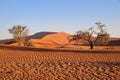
[
  {"x1": 89, "y1": 41, "x2": 94, "y2": 49},
  {"x1": 90, "y1": 43, "x2": 93, "y2": 49}
]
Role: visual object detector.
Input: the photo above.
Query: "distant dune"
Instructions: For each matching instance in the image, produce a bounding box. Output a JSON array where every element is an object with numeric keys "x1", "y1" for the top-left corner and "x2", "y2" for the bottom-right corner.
[
  {"x1": 107, "y1": 39, "x2": 120, "y2": 46},
  {"x1": 0, "y1": 31, "x2": 120, "y2": 47},
  {"x1": 26, "y1": 32, "x2": 57, "y2": 41},
  {"x1": 0, "y1": 39, "x2": 14, "y2": 44},
  {"x1": 29, "y1": 32, "x2": 120, "y2": 47},
  {"x1": 0, "y1": 32, "x2": 57, "y2": 44},
  {"x1": 30, "y1": 32, "x2": 70, "y2": 47}
]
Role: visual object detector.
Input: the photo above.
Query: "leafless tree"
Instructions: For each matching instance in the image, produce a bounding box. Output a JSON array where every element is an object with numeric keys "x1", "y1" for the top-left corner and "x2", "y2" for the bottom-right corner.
[
  {"x1": 68, "y1": 22, "x2": 110, "y2": 49},
  {"x1": 9, "y1": 25, "x2": 29, "y2": 46}
]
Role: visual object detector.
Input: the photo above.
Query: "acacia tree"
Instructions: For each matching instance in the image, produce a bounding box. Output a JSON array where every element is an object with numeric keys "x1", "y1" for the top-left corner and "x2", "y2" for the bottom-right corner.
[
  {"x1": 9, "y1": 25, "x2": 29, "y2": 46},
  {"x1": 68, "y1": 22, "x2": 110, "y2": 49}
]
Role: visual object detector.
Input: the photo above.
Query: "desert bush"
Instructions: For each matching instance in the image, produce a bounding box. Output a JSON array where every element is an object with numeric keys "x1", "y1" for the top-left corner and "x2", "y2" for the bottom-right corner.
[{"x1": 25, "y1": 40, "x2": 34, "y2": 47}]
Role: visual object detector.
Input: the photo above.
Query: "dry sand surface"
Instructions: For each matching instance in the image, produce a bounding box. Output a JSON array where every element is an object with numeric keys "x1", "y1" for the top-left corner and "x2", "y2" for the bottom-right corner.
[{"x1": 0, "y1": 46, "x2": 120, "y2": 80}]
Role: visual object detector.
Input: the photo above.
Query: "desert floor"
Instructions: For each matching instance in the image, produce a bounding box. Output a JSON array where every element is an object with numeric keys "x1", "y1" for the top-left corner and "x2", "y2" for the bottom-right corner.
[{"x1": 0, "y1": 46, "x2": 120, "y2": 80}]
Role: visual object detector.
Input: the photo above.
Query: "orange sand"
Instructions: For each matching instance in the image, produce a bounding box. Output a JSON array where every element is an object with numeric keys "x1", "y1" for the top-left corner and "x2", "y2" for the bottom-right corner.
[{"x1": 0, "y1": 45, "x2": 120, "y2": 79}]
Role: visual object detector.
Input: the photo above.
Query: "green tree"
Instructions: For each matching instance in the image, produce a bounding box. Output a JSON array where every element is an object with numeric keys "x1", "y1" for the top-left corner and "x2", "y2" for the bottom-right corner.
[
  {"x1": 68, "y1": 22, "x2": 110, "y2": 49},
  {"x1": 9, "y1": 25, "x2": 29, "y2": 46}
]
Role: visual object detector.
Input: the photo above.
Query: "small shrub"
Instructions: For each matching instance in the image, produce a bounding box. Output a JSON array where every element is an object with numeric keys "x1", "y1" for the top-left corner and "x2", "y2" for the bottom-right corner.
[{"x1": 25, "y1": 41, "x2": 34, "y2": 47}]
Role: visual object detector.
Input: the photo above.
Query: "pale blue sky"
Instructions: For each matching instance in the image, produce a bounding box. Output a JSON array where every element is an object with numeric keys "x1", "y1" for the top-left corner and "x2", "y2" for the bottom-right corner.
[{"x1": 0, "y1": 0, "x2": 120, "y2": 39}]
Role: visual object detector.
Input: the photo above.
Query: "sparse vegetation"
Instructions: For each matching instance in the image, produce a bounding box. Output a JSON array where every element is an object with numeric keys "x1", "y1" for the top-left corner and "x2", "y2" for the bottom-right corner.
[
  {"x1": 68, "y1": 22, "x2": 110, "y2": 49},
  {"x1": 25, "y1": 40, "x2": 34, "y2": 47},
  {"x1": 9, "y1": 25, "x2": 29, "y2": 46}
]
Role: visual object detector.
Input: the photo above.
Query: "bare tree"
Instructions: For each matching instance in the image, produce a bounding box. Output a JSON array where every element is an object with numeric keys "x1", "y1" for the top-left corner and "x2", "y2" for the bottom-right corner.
[
  {"x1": 68, "y1": 22, "x2": 110, "y2": 49},
  {"x1": 9, "y1": 25, "x2": 29, "y2": 46}
]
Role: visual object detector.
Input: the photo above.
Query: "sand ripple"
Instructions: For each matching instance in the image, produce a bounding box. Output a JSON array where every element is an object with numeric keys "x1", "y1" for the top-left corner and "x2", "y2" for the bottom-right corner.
[
  {"x1": 0, "y1": 62, "x2": 120, "y2": 79},
  {"x1": 0, "y1": 49, "x2": 120, "y2": 79}
]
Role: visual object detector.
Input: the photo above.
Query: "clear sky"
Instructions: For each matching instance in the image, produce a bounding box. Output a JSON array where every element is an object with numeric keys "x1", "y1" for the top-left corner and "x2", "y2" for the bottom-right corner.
[{"x1": 0, "y1": 0, "x2": 120, "y2": 39}]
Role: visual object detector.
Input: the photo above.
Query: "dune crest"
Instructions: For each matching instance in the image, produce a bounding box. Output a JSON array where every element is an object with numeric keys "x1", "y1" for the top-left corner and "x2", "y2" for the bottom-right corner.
[{"x1": 30, "y1": 32, "x2": 70, "y2": 47}]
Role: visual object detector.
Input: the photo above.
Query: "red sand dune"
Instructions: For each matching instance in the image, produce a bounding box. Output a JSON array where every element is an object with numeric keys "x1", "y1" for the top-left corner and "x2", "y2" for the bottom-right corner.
[
  {"x1": 30, "y1": 32, "x2": 70, "y2": 46},
  {"x1": 26, "y1": 32, "x2": 57, "y2": 41}
]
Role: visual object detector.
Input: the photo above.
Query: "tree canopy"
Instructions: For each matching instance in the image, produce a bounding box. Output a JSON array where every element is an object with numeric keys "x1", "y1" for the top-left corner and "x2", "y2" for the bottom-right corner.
[
  {"x1": 68, "y1": 22, "x2": 110, "y2": 49},
  {"x1": 9, "y1": 25, "x2": 29, "y2": 46}
]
